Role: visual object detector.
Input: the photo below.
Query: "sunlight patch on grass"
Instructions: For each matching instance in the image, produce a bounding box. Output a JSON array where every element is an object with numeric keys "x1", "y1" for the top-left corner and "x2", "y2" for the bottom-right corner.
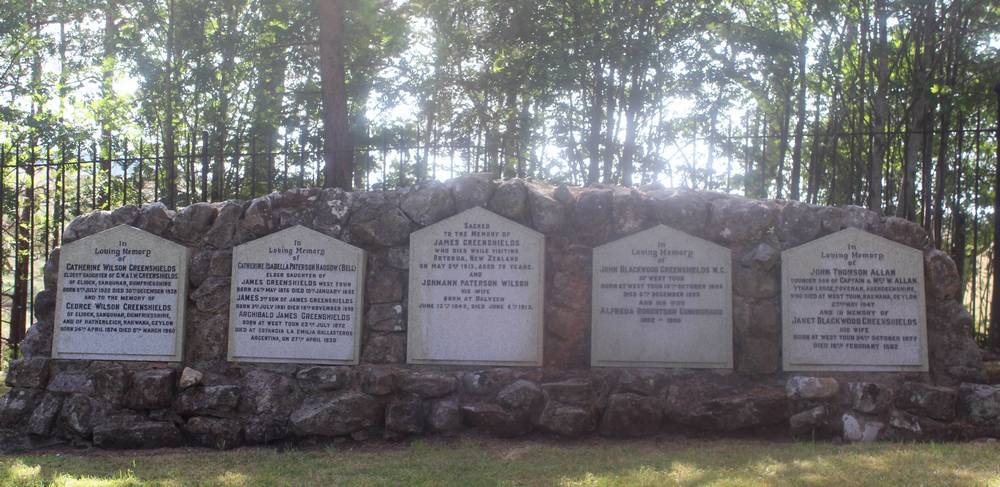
[
  {"x1": 214, "y1": 471, "x2": 251, "y2": 487},
  {"x1": 667, "y1": 462, "x2": 707, "y2": 486},
  {"x1": 4, "y1": 440, "x2": 1000, "y2": 486},
  {"x1": 29, "y1": 469, "x2": 143, "y2": 487},
  {"x1": 6, "y1": 461, "x2": 42, "y2": 484}
]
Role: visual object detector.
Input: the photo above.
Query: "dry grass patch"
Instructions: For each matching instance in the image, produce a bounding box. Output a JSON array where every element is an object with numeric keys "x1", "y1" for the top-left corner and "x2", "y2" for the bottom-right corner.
[{"x1": 2, "y1": 438, "x2": 1000, "y2": 486}]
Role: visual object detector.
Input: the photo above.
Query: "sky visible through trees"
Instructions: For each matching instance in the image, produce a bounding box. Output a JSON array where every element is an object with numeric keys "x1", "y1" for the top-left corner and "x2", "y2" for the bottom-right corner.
[{"x1": 0, "y1": 0, "x2": 999, "y2": 348}]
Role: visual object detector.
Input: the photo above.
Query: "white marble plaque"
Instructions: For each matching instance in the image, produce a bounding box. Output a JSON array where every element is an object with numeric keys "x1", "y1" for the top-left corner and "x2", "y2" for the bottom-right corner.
[
  {"x1": 591, "y1": 225, "x2": 732, "y2": 368},
  {"x1": 782, "y1": 228, "x2": 929, "y2": 371},
  {"x1": 407, "y1": 207, "x2": 544, "y2": 366},
  {"x1": 53, "y1": 225, "x2": 188, "y2": 361},
  {"x1": 228, "y1": 225, "x2": 364, "y2": 365}
]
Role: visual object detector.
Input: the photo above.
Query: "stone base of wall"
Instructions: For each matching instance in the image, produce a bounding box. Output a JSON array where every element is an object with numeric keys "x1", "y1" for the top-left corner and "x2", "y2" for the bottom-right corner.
[{"x1": 3, "y1": 359, "x2": 999, "y2": 451}]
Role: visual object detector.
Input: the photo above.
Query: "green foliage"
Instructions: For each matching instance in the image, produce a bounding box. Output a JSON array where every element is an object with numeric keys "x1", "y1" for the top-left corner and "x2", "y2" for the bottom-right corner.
[{"x1": 0, "y1": 0, "x2": 999, "y2": 340}]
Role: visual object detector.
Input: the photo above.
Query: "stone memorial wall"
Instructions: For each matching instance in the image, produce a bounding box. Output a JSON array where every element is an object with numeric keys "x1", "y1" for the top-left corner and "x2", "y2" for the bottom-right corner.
[{"x1": 0, "y1": 175, "x2": 994, "y2": 452}]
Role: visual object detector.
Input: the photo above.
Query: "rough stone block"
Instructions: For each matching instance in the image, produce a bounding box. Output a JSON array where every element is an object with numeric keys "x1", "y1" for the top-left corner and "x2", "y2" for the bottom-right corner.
[
  {"x1": 487, "y1": 179, "x2": 529, "y2": 222},
  {"x1": 296, "y1": 366, "x2": 351, "y2": 393},
  {"x1": 5, "y1": 357, "x2": 50, "y2": 389},
  {"x1": 786, "y1": 377, "x2": 840, "y2": 400},
  {"x1": 894, "y1": 382, "x2": 957, "y2": 421},
  {"x1": 93, "y1": 416, "x2": 184, "y2": 449},
  {"x1": 427, "y1": 399, "x2": 462, "y2": 433},
  {"x1": 536, "y1": 402, "x2": 595, "y2": 437},
  {"x1": 789, "y1": 406, "x2": 828, "y2": 436},
  {"x1": 240, "y1": 369, "x2": 303, "y2": 416},
  {"x1": 599, "y1": 393, "x2": 662, "y2": 438},
  {"x1": 0, "y1": 388, "x2": 44, "y2": 426},
  {"x1": 367, "y1": 303, "x2": 405, "y2": 332},
  {"x1": 59, "y1": 394, "x2": 109, "y2": 438},
  {"x1": 958, "y1": 383, "x2": 1000, "y2": 424},
  {"x1": 665, "y1": 380, "x2": 788, "y2": 432},
  {"x1": 178, "y1": 367, "x2": 204, "y2": 389},
  {"x1": 170, "y1": 202, "x2": 218, "y2": 245},
  {"x1": 127, "y1": 369, "x2": 177, "y2": 410},
  {"x1": 849, "y1": 382, "x2": 893, "y2": 415},
  {"x1": 842, "y1": 412, "x2": 883, "y2": 443},
  {"x1": 541, "y1": 379, "x2": 594, "y2": 406},
  {"x1": 448, "y1": 173, "x2": 496, "y2": 211},
  {"x1": 385, "y1": 398, "x2": 426, "y2": 435},
  {"x1": 289, "y1": 392, "x2": 381, "y2": 437},
  {"x1": 400, "y1": 371, "x2": 458, "y2": 398},
  {"x1": 183, "y1": 417, "x2": 243, "y2": 449},
  {"x1": 361, "y1": 333, "x2": 406, "y2": 364},
  {"x1": 496, "y1": 380, "x2": 544, "y2": 415},
  {"x1": 173, "y1": 385, "x2": 241, "y2": 417},
  {"x1": 460, "y1": 403, "x2": 530, "y2": 437},
  {"x1": 401, "y1": 181, "x2": 456, "y2": 226}
]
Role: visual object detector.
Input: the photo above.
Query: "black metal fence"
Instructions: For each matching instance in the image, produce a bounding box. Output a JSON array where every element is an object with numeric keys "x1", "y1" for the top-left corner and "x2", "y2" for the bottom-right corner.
[{"x1": 0, "y1": 122, "x2": 998, "y2": 366}]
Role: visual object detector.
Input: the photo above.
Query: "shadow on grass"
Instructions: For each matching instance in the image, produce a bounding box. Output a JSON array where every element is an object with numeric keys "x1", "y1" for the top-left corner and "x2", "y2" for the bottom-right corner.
[{"x1": 2, "y1": 438, "x2": 1000, "y2": 486}]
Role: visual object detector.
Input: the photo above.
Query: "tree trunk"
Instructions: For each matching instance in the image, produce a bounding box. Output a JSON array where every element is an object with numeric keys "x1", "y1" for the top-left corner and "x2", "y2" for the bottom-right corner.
[
  {"x1": 707, "y1": 105, "x2": 717, "y2": 190},
  {"x1": 918, "y1": 3, "x2": 937, "y2": 232},
  {"x1": 869, "y1": 0, "x2": 888, "y2": 212},
  {"x1": 934, "y1": 3, "x2": 963, "y2": 249},
  {"x1": 950, "y1": 113, "x2": 966, "y2": 300},
  {"x1": 11, "y1": 177, "x2": 32, "y2": 351},
  {"x1": 933, "y1": 104, "x2": 951, "y2": 249},
  {"x1": 920, "y1": 105, "x2": 935, "y2": 232},
  {"x1": 743, "y1": 114, "x2": 752, "y2": 198},
  {"x1": 587, "y1": 59, "x2": 604, "y2": 185},
  {"x1": 101, "y1": 0, "x2": 116, "y2": 169},
  {"x1": 163, "y1": 0, "x2": 177, "y2": 208},
  {"x1": 11, "y1": 5, "x2": 43, "y2": 351},
  {"x1": 747, "y1": 111, "x2": 760, "y2": 197},
  {"x1": 897, "y1": 8, "x2": 928, "y2": 223},
  {"x1": 790, "y1": 29, "x2": 808, "y2": 201},
  {"x1": 501, "y1": 87, "x2": 518, "y2": 178},
  {"x1": 971, "y1": 111, "x2": 982, "y2": 329},
  {"x1": 806, "y1": 104, "x2": 822, "y2": 205},
  {"x1": 758, "y1": 113, "x2": 768, "y2": 199},
  {"x1": 249, "y1": 58, "x2": 288, "y2": 196},
  {"x1": 602, "y1": 65, "x2": 618, "y2": 183},
  {"x1": 775, "y1": 88, "x2": 792, "y2": 199},
  {"x1": 211, "y1": 2, "x2": 240, "y2": 201},
  {"x1": 620, "y1": 63, "x2": 642, "y2": 187},
  {"x1": 827, "y1": 121, "x2": 840, "y2": 206},
  {"x1": 319, "y1": 0, "x2": 352, "y2": 190},
  {"x1": 990, "y1": 82, "x2": 1000, "y2": 348},
  {"x1": 420, "y1": 102, "x2": 434, "y2": 182},
  {"x1": 899, "y1": 108, "x2": 919, "y2": 221}
]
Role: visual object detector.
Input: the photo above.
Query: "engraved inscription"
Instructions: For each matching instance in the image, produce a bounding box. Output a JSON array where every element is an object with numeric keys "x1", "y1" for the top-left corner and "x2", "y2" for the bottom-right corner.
[
  {"x1": 54, "y1": 225, "x2": 188, "y2": 361},
  {"x1": 408, "y1": 207, "x2": 543, "y2": 366},
  {"x1": 591, "y1": 225, "x2": 732, "y2": 368},
  {"x1": 783, "y1": 228, "x2": 928, "y2": 371},
  {"x1": 228, "y1": 225, "x2": 364, "y2": 364}
]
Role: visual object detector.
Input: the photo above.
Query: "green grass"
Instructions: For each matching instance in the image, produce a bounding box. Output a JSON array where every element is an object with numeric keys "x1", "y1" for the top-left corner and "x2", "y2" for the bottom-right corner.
[{"x1": 2, "y1": 438, "x2": 1000, "y2": 486}]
